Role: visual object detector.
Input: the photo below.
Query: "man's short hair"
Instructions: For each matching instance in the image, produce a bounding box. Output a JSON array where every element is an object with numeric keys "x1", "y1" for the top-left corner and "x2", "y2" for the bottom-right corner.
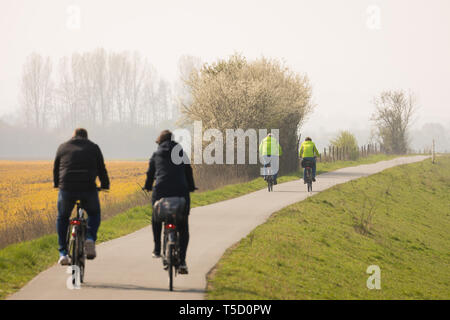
[
  {"x1": 305, "y1": 137, "x2": 312, "y2": 141},
  {"x1": 74, "y1": 128, "x2": 88, "y2": 139},
  {"x1": 156, "y1": 130, "x2": 173, "y2": 144}
]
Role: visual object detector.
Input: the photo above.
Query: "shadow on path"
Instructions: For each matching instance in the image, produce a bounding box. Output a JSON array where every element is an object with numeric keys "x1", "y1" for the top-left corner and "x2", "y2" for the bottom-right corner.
[{"x1": 84, "y1": 282, "x2": 205, "y2": 294}]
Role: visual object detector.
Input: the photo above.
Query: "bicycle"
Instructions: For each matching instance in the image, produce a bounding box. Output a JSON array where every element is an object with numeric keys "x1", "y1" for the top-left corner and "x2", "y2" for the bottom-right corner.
[
  {"x1": 162, "y1": 217, "x2": 182, "y2": 291},
  {"x1": 301, "y1": 159, "x2": 314, "y2": 193},
  {"x1": 66, "y1": 200, "x2": 87, "y2": 285},
  {"x1": 66, "y1": 188, "x2": 104, "y2": 286},
  {"x1": 263, "y1": 159, "x2": 275, "y2": 192},
  {"x1": 153, "y1": 197, "x2": 186, "y2": 291}
]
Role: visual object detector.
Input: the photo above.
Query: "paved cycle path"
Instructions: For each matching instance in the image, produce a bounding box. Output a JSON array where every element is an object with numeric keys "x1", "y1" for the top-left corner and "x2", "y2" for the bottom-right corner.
[{"x1": 9, "y1": 155, "x2": 428, "y2": 300}]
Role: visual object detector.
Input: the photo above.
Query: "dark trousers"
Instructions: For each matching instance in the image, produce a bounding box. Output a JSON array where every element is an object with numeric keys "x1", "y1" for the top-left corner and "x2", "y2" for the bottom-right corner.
[
  {"x1": 152, "y1": 196, "x2": 190, "y2": 264},
  {"x1": 303, "y1": 157, "x2": 317, "y2": 179},
  {"x1": 57, "y1": 189, "x2": 101, "y2": 255}
]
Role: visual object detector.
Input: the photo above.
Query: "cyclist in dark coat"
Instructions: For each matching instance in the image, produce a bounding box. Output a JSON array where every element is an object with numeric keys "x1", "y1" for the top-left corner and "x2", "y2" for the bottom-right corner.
[
  {"x1": 53, "y1": 128, "x2": 110, "y2": 265},
  {"x1": 144, "y1": 130, "x2": 196, "y2": 274}
]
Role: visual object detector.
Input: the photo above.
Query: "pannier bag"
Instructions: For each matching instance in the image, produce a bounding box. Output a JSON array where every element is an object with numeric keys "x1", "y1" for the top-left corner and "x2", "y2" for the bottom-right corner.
[
  {"x1": 153, "y1": 197, "x2": 186, "y2": 223},
  {"x1": 301, "y1": 159, "x2": 314, "y2": 168}
]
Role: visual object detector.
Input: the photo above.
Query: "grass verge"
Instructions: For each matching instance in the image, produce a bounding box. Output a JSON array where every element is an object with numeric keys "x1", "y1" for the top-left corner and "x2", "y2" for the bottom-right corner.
[
  {"x1": 0, "y1": 153, "x2": 410, "y2": 299},
  {"x1": 207, "y1": 156, "x2": 449, "y2": 299}
]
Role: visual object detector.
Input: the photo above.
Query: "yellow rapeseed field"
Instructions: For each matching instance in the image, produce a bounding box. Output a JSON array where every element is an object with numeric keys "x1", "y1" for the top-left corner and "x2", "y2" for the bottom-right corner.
[{"x1": 0, "y1": 160, "x2": 150, "y2": 247}]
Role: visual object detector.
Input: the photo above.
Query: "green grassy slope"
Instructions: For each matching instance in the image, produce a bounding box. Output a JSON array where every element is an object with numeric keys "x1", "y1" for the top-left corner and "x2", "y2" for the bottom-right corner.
[
  {"x1": 0, "y1": 154, "x2": 410, "y2": 299},
  {"x1": 207, "y1": 156, "x2": 450, "y2": 299}
]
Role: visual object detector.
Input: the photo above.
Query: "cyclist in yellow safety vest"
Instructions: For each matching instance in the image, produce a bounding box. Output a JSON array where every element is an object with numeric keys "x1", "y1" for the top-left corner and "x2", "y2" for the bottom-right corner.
[
  {"x1": 299, "y1": 137, "x2": 320, "y2": 183},
  {"x1": 259, "y1": 133, "x2": 282, "y2": 185}
]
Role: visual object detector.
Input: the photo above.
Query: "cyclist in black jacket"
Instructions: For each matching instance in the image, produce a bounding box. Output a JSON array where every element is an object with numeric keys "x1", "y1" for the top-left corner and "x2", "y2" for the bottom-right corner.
[
  {"x1": 53, "y1": 128, "x2": 110, "y2": 265},
  {"x1": 144, "y1": 130, "x2": 196, "y2": 274}
]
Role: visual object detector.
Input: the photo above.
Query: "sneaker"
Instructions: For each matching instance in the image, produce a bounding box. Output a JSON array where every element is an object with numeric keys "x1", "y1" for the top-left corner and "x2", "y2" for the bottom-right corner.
[
  {"x1": 58, "y1": 255, "x2": 71, "y2": 266},
  {"x1": 152, "y1": 251, "x2": 161, "y2": 258},
  {"x1": 312, "y1": 178, "x2": 316, "y2": 182},
  {"x1": 178, "y1": 263, "x2": 188, "y2": 275},
  {"x1": 85, "y1": 239, "x2": 96, "y2": 260}
]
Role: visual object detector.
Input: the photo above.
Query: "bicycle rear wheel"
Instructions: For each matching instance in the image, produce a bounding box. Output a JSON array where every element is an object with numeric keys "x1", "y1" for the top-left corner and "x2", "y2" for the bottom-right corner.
[
  {"x1": 168, "y1": 244, "x2": 174, "y2": 291},
  {"x1": 77, "y1": 233, "x2": 85, "y2": 283},
  {"x1": 69, "y1": 227, "x2": 85, "y2": 285},
  {"x1": 305, "y1": 168, "x2": 312, "y2": 192},
  {"x1": 69, "y1": 230, "x2": 78, "y2": 286}
]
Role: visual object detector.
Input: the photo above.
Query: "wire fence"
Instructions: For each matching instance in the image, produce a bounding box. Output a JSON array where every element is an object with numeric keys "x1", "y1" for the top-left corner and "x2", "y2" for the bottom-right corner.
[{"x1": 318, "y1": 143, "x2": 382, "y2": 162}]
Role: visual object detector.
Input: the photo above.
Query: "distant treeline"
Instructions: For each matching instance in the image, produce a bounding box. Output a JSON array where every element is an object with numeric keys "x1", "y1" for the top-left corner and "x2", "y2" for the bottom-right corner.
[
  {"x1": 0, "y1": 121, "x2": 170, "y2": 159},
  {"x1": 18, "y1": 49, "x2": 180, "y2": 129}
]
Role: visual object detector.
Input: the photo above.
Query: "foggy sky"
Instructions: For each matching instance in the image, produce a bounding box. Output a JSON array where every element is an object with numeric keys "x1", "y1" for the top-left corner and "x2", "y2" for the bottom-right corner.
[{"x1": 1, "y1": 0, "x2": 450, "y2": 134}]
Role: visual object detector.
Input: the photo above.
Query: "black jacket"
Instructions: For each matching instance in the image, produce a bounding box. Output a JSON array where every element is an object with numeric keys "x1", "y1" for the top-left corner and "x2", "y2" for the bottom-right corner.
[
  {"x1": 144, "y1": 140, "x2": 196, "y2": 202},
  {"x1": 53, "y1": 137, "x2": 110, "y2": 191}
]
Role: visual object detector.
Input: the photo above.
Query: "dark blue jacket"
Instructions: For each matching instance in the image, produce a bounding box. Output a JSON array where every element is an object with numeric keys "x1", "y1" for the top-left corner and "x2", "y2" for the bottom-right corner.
[{"x1": 144, "y1": 140, "x2": 195, "y2": 205}]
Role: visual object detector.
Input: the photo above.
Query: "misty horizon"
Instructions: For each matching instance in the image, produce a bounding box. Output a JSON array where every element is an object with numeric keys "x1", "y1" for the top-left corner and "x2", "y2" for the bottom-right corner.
[{"x1": 1, "y1": 0, "x2": 450, "y2": 156}]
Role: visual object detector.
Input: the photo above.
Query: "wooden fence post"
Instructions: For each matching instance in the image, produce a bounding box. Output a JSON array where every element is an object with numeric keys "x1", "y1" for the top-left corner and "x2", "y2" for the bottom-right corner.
[{"x1": 432, "y1": 139, "x2": 435, "y2": 164}]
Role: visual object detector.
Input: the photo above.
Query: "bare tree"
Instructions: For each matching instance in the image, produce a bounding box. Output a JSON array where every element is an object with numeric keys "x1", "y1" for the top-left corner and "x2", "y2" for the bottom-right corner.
[
  {"x1": 20, "y1": 53, "x2": 54, "y2": 128},
  {"x1": 92, "y1": 48, "x2": 111, "y2": 126},
  {"x1": 107, "y1": 52, "x2": 122, "y2": 123},
  {"x1": 140, "y1": 63, "x2": 158, "y2": 126},
  {"x1": 371, "y1": 90, "x2": 416, "y2": 154},
  {"x1": 174, "y1": 55, "x2": 202, "y2": 121},
  {"x1": 123, "y1": 52, "x2": 147, "y2": 125},
  {"x1": 156, "y1": 79, "x2": 171, "y2": 123}
]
